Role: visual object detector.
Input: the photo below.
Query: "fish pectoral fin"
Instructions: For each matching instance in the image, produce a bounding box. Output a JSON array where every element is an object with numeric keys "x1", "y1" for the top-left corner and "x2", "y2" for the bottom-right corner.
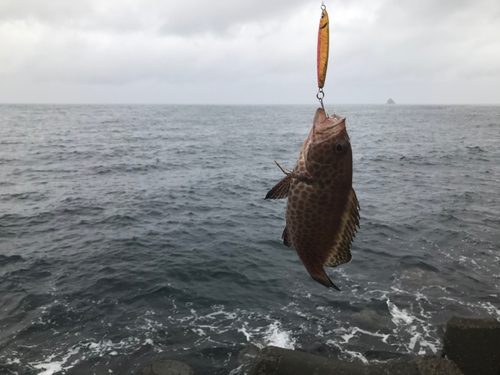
[
  {"x1": 274, "y1": 160, "x2": 292, "y2": 176},
  {"x1": 324, "y1": 188, "x2": 360, "y2": 268},
  {"x1": 265, "y1": 175, "x2": 292, "y2": 200},
  {"x1": 282, "y1": 226, "x2": 292, "y2": 247}
]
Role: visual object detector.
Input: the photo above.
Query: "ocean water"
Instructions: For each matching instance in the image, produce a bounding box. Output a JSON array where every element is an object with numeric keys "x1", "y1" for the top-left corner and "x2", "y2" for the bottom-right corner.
[{"x1": 0, "y1": 104, "x2": 499, "y2": 375}]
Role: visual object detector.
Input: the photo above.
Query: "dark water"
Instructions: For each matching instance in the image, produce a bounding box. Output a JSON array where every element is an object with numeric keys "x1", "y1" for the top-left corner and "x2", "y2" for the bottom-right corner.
[{"x1": 1, "y1": 104, "x2": 499, "y2": 375}]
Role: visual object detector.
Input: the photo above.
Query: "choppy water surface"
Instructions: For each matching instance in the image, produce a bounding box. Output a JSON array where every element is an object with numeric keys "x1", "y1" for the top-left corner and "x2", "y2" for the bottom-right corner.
[{"x1": 1, "y1": 104, "x2": 499, "y2": 375}]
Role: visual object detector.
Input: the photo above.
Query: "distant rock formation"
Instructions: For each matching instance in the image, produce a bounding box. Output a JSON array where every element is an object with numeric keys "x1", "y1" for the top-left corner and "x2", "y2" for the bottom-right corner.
[{"x1": 387, "y1": 98, "x2": 395, "y2": 104}]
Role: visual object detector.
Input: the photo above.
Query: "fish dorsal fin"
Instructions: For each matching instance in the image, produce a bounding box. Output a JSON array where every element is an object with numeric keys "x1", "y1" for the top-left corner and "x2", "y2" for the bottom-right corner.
[
  {"x1": 274, "y1": 160, "x2": 292, "y2": 176},
  {"x1": 265, "y1": 175, "x2": 292, "y2": 200},
  {"x1": 324, "y1": 188, "x2": 360, "y2": 267},
  {"x1": 282, "y1": 226, "x2": 292, "y2": 248}
]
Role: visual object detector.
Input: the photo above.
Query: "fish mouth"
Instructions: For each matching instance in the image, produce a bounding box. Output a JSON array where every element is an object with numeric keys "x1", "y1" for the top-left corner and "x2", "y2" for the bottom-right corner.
[{"x1": 313, "y1": 108, "x2": 345, "y2": 134}]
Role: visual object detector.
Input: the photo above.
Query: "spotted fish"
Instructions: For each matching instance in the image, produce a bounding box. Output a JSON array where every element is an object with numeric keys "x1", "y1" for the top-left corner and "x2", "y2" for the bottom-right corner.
[{"x1": 266, "y1": 108, "x2": 360, "y2": 290}]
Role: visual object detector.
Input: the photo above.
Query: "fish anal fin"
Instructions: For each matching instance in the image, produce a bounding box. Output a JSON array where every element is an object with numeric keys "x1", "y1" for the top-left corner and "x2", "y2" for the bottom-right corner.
[
  {"x1": 282, "y1": 227, "x2": 292, "y2": 248},
  {"x1": 324, "y1": 188, "x2": 360, "y2": 268},
  {"x1": 265, "y1": 175, "x2": 292, "y2": 200}
]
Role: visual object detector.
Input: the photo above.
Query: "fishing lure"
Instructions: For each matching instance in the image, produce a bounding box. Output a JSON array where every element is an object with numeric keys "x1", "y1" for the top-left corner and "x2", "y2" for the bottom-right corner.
[
  {"x1": 317, "y1": 4, "x2": 330, "y2": 115},
  {"x1": 317, "y1": 5, "x2": 329, "y2": 90}
]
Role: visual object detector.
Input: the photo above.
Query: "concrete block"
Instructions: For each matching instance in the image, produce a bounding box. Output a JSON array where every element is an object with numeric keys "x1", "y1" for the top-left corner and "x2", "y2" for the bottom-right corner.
[
  {"x1": 141, "y1": 359, "x2": 195, "y2": 375},
  {"x1": 412, "y1": 355, "x2": 463, "y2": 375},
  {"x1": 443, "y1": 316, "x2": 500, "y2": 375}
]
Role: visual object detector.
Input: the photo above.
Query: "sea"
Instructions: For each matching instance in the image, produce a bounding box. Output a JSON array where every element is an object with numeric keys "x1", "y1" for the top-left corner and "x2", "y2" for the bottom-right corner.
[{"x1": 0, "y1": 104, "x2": 499, "y2": 375}]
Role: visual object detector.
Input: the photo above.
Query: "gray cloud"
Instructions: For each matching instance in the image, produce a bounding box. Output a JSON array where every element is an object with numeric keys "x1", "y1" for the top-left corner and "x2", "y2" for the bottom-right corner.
[
  {"x1": 0, "y1": 0, "x2": 308, "y2": 35},
  {"x1": 0, "y1": 0, "x2": 499, "y2": 104},
  {"x1": 156, "y1": 0, "x2": 308, "y2": 36}
]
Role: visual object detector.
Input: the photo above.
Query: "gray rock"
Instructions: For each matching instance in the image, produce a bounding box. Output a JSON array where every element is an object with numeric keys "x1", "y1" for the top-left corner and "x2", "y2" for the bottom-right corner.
[
  {"x1": 141, "y1": 360, "x2": 195, "y2": 375},
  {"x1": 237, "y1": 344, "x2": 261, "y2": 365},
  {"x1": 364, "y1": 350, "x2": 412, "y2": 361},
  {"x1": 248, "y1": 346, "x2": 368, "y2": 375},
  {"x1": 247, "y1": 346, "x2": 463, "y2": 375},
  {"x1": 351, "y1": 309, "x2": 393, "y2": 331},
  {"x1": 443, "y1": 316, "x2": 500, "y2": 375},
  {"x1": 400, "y1": 268, "x2": 444, "y2": 287},
  {"x1": 235, "y1": 344, "x2": 262, "y2": 375},
  {"x1": 387, "y1": 98, "x2": 395, "y2": 104}
]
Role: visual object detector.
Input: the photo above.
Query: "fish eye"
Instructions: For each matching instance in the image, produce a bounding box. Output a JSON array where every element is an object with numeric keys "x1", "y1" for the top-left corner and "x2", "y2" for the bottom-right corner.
[{"x1": 334, "y1": 142, "x2": 346, "y2": 154}]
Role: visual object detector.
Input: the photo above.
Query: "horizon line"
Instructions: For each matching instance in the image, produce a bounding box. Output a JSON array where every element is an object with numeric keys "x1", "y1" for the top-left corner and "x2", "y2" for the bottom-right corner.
[{"x1": 1, "y1": 102, "x2": 499, "y2": 106}]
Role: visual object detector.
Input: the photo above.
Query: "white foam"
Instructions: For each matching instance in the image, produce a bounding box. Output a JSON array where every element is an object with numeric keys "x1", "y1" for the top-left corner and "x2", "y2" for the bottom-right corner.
[
  {"x1": 263, "y1": 322, "x2": 296, "y2": 350},
  {"x1": 326, "y1": 339, "x2": 369, "y2": 364},
  {"x1": 438, "y1": 297, "x2": 500, "y2": 320},
  {"x1": 354, "y1": 327, "x2": 389, "y2": 342},
  {"x1": 228, "y1": 364, "x2": 244, "y2": 375},
  {"x1": 481, "y1": 302, "x2": 500, "y2": 319},
  {"x1": 83, "y1": 337, "x2": 141, "y2": 356},
  {"x1": 192, "y1": 328, "x2": 206, "y2": 336},
  {"x1": 344, "y1": 350, "x2": 369, "y2": 364},
  {"x1": 386, "y1": 297, "x2": 440, "y2": 355},
  {"x1": 31, "y1": 347, "x2": 80, "y2": 375},
  {"x1": 204, "y1": 305, "x2": 237, "y2": 320},
  {"x1": 237, "y1": 324, "x2": 252, "y2": 342},
  {"x1": 341, "y1": 331, "x2": 356, "y2": 343},
  {"x1": 141, "y1": 318, "x2": 165, "y2": 333},
  {"x1": 387, "y1": 300, "x2": 414, "y2": 325},
  {"x1": 407, "y1": 324, "x2": 439, "y2": 354}
]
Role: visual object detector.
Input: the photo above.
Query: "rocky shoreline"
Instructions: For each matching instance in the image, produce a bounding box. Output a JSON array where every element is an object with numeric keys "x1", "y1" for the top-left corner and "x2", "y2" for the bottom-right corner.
[{"x1": 141, "y1": 316, "x2": 500, "y2": 375}]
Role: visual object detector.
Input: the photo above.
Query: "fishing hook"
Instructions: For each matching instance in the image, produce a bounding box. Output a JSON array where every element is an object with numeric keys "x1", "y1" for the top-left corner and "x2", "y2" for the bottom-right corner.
[{"x1": 316, "y1": 88, "x2": 330, "y2": 119}]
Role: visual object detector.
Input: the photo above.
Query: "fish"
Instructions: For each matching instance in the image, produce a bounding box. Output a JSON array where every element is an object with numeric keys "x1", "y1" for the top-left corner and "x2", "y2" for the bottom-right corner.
[{"x1": 266, "y1": 108, "x2": 360, "y2": 290}]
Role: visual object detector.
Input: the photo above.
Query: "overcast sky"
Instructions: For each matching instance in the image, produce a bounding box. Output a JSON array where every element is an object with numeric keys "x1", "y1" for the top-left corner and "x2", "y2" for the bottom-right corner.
[{"x1": 1, "y1": 0, "x2": 499, "y2": 104}]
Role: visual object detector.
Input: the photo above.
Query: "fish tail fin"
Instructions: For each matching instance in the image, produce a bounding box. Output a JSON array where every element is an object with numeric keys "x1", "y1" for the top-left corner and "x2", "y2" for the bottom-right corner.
[{"x1": 306, "y1": 264, "x2": 341, "y2": 290}]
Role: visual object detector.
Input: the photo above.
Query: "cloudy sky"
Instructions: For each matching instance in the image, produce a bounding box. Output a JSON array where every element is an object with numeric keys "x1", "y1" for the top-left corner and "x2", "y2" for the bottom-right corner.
[{"x1": 1, "y1": 0, "x2": 499, "y2": 104}]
